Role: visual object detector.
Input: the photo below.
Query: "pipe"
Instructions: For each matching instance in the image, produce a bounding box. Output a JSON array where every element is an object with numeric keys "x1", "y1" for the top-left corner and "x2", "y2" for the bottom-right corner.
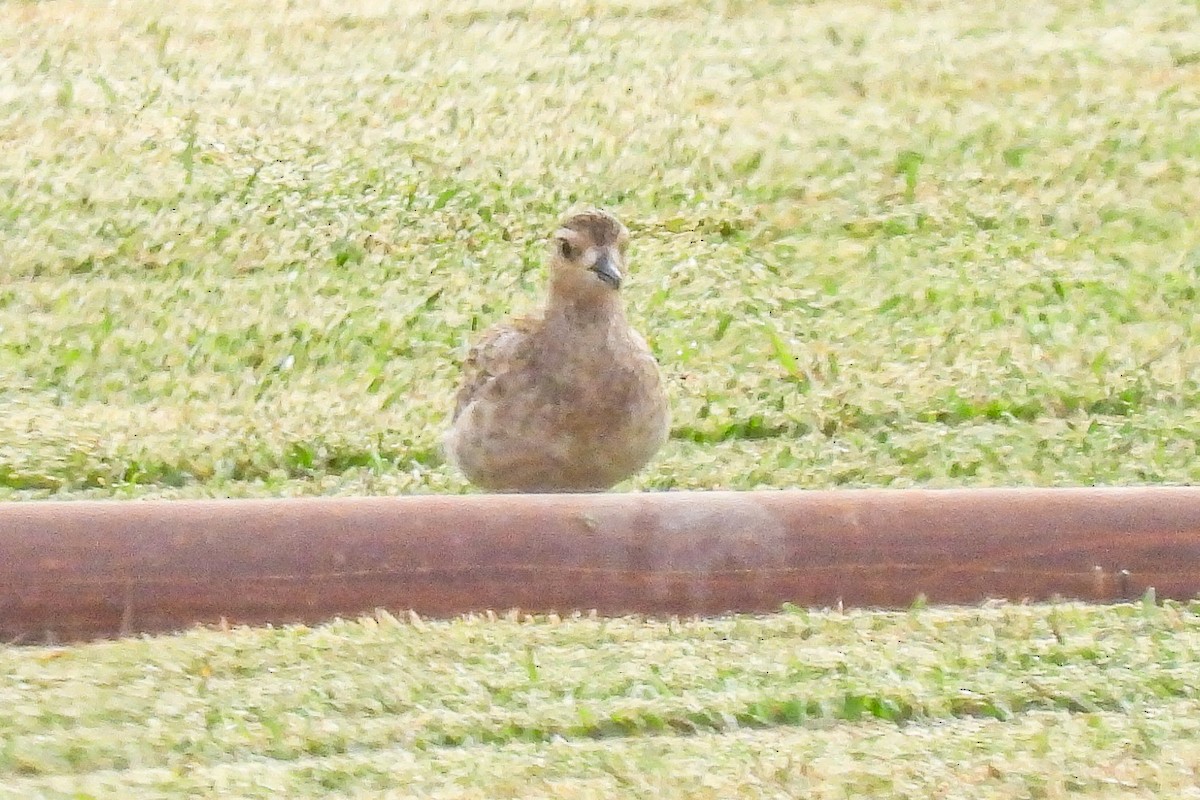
[{"x1": 1, "y1": 488, "x2": 1198, "y2": 642}]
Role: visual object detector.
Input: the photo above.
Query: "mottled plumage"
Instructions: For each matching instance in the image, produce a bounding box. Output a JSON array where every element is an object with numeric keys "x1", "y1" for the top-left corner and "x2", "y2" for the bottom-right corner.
[{"x1": 444, "y1": 210, "x2": 670, "y2": 492}]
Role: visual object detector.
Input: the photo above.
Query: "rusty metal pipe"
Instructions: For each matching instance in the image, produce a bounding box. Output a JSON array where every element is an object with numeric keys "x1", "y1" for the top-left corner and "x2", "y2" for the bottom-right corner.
[{"x1": 2, "y1": 488, "x2": 1199, "y2": 642}]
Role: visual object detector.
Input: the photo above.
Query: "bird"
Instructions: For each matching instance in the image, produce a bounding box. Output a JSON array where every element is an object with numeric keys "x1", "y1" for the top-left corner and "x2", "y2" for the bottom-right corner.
[{"x1": 444, "y1": 209, "x2": 670, "y2": 492}]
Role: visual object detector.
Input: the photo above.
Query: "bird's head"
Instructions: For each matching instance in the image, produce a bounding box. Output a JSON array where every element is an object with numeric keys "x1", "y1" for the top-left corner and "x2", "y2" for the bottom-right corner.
[{"x1": 549, "y1": 209, "x2": 630, "y2": 300}]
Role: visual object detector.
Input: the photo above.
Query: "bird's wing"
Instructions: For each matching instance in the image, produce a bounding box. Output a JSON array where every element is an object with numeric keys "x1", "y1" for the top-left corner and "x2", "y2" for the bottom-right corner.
[{"x1": 452, "y1": 316, "x2": 540, "y2": 421}]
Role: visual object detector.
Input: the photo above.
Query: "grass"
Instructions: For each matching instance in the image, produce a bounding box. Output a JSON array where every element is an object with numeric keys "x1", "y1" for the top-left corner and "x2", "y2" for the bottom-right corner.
[
  {"x1": 2, "y1": 0, "x2": 1199, "y2": 498},
  {"x1": 3, "y1": 0, "x2": 1200, "y2": 795},
  {"x1": 2, "y1": 603, "x2": 1200, "y2": 798}
]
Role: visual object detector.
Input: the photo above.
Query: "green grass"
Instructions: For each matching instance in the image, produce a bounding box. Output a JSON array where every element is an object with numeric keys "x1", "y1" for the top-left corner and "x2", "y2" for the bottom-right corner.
[
  {"x1": 4, "y1": 0, "x2": 1200, "y2": 795},
  {"x1": 3, "y1": 604, "x2": 1200, "y2": 798},
  {"x1": 2, "y1": 0, "x2": 1199, "y2": 498}
]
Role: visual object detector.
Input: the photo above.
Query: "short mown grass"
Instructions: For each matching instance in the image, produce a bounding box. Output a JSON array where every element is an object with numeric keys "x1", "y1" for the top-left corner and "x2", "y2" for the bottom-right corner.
[
  {"x1": 3, "y1": 604, "x2": 1200, "y2": 798},
  {"x1": 2, "y1": 0, "x2": 1199, "y2": 498},
  {"x1": 3, "y1": 0, "x2": 1200, "y2": 795}
]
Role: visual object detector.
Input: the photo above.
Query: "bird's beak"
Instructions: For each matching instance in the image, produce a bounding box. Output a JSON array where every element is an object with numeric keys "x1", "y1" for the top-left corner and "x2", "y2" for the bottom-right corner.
[{"x1": 589, "y1": 250, "x2": 622, "y2": 289}]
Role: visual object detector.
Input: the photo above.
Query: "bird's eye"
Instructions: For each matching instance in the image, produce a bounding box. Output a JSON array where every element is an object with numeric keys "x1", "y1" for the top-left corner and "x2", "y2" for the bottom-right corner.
[{"x1": 558, "y1": 239, "x2": 574, "y2": 259}]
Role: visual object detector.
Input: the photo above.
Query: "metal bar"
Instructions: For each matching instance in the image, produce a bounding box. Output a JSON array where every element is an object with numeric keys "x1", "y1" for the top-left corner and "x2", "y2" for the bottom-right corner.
[{"x1": 2, "y1": 488, "x2": 1198, "y2": 642}]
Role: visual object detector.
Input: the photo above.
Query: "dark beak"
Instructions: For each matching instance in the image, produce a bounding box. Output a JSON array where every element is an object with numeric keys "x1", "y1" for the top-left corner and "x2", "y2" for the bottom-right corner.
[{"x1": 589, "y1": 252, "x2": 623, "y2": 289}]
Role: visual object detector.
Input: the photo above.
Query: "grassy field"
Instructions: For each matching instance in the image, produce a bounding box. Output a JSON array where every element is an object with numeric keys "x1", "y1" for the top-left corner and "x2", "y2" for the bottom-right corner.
[
  {"x1": 2, "y1": 604, "x2": 1200, "y2": 798},
  {"x1": 3, "y1": 0, "x2": 1200, "y2": 796},
  {"x1": 2, "y1": 0, "x2": 1199, "y2": 498}
]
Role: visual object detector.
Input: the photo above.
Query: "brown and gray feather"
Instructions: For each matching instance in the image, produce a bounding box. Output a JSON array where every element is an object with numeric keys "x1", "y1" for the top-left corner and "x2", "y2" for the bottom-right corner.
[{"x1": 444, "y1": 209, "x2": 670, "y2": 492}]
